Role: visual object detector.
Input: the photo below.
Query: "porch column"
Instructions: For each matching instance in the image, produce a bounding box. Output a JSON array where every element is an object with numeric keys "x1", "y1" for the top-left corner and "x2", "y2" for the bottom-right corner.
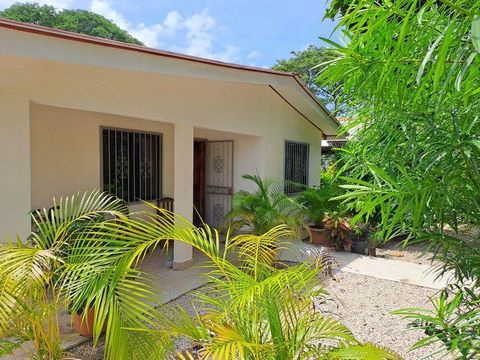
[
  {"x1": 173, "y1": 123, "x2": 194, "y2": 270},
  {"x1": 0, "y1": 92, "x2": 31, "y2": 242}
]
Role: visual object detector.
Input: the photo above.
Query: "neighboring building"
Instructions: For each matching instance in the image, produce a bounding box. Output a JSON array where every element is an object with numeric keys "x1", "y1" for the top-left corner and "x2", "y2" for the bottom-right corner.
[
  {"x1": 321, "y1": 116, "x2": 351, "y2": 169},
  {"x1": 0, "y1": 19, "x2": 338, "y2": 268},
  {"x1": 321, "y1": 138, "x2": 348, "y2": 153}
]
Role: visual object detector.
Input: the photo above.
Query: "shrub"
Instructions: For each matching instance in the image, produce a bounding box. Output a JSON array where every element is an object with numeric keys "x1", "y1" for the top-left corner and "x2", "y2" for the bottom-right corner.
[{"x1": 226, "y1": 174, "x2": 304, "y2": 235}]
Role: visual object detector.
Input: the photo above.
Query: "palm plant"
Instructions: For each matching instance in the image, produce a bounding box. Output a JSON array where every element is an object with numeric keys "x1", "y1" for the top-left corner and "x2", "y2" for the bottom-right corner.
[
  {"x1": 226, "y1": 174, "x2": 304, "y2": 235},
  {"x1": 98, "y1": 211, "x2": 400, "y2": 359},
  {"x1": 297, "y1": 172, "x2": 343, "y2": 228},
  {"x1": 0, "y1": 190, "x2": 400, "y2": 359},
  {"x1": 0, "y1": 190, "x2": 171, "y2": 360}
]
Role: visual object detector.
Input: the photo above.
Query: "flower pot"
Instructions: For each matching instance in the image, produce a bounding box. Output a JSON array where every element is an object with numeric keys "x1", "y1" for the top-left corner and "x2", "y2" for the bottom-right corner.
[
  {"x1": 352, "y1": 240, "x2": 368, "y2": 255},
  {"x1": 72, "y1": 308, "x2": 106, "y2": 337},
  {"x1": 309, "y1": 227, "x2": 334, "y2": 247}
]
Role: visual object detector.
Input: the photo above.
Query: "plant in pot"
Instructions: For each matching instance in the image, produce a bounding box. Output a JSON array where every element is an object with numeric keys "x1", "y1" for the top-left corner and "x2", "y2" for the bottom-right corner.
[
  {"x1": 297, "y1": 174, "x2": 342, "y2": 247},
  {"x1": 0, "y1": 191, "x2": 173, "y2": 360},
  {"x1": 71, "y1": 304, "x2": 96, "y2": 337},
  {"x1": 351, "y1": 225, "x2": 382, "y2": 256},
  {"x1": 297, "y1": 186, "x2": 331, "y2": 246},
  {"x1": 351, "y1": 222, "x2": 370, "y2": 255},
  {"x1": 323, "y1": 210, "x2": 352, "y2": 251},
  {"x1": 69, "y1": 301, "x2": 108, "y2": 337}
]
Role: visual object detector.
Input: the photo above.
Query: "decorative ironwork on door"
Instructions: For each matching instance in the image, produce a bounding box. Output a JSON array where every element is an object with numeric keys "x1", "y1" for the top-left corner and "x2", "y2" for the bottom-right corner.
[{"x1": 205, "y1": 141, "x2": 233, "y2": 229}]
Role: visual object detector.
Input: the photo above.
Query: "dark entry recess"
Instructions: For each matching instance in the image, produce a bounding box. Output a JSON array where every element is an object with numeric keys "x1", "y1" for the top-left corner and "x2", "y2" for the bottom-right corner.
[{"x1": 193, "y1": 139, "x2": 206, "y2": 226}]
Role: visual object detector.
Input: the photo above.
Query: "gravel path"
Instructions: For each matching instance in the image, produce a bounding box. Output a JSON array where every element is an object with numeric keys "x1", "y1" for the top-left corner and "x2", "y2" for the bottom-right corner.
[
  {"x1": 69, "y1": 272, "x2": 452, "y2": 360},
  {"x1": 322, "y1": 271, "x2": 451, "y2": 360}
]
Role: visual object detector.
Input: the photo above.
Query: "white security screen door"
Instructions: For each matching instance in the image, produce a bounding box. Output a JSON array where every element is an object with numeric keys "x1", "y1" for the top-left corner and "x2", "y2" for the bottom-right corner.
[{"x1": 205, "y1": 141, "x2": 233, "y2": 229}]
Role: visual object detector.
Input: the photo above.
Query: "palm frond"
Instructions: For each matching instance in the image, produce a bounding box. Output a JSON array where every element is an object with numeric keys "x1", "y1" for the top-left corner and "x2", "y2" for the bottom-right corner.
[{"x1": 321, "y1": 343, "x2": 403, "y2": 359}]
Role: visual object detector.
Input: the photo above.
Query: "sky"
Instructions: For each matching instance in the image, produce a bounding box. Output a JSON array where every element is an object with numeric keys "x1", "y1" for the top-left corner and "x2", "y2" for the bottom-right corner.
[{"x1": 0, "y1": 0, "x2": 339, "y2": 67}]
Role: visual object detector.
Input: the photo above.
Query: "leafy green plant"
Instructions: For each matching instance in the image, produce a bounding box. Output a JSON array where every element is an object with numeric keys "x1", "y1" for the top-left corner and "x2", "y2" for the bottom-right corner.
[
  {"x1": 0, "y1": 190, "x2": 401, "y2": 359},
  {"x1": 297, "y1": 172, "x2": 343, "y2": 227},
  {"x1": 100, "y1": 212, "x2": 401, "y2": 359},
  {"x1": 226, "y1": 174, "x2": 304, "y2": 235},
  {"x1": 393, "y1": 287, "x2": 480, "y2": 358},
  {"x1": 323, "y1": 211, "x2": 352, "y2": 251},
  {"x1": 0, "y1": 190, "x2": 171, "y2": 360},
  {"x1": 320, "y1": 0, "x2": 480, "y2": 357}
]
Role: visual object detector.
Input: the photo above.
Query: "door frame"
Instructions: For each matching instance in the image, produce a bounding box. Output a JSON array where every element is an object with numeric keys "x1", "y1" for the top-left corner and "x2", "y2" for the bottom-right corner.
[{"x1": 193, "y1": 138, "x2": 207, "y2": 226}]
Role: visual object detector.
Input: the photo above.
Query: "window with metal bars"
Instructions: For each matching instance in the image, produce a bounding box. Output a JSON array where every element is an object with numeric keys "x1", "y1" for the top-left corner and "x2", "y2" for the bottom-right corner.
[
  {"x1": 102, "y1": 128, "x2": 162, "y2": 203},
  {"x1": 284, "y1": 140, "x2": 309, "y2": 194}
]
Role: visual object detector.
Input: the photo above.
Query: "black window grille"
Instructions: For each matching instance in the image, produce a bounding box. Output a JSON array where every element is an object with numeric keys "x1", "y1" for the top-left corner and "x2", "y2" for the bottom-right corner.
[
  {"x1": 102, "y1": 128, "x2": 162, "y2": 202},
  {"x1": 284, "y1": 140, "x2": 309, "y2": 194}
]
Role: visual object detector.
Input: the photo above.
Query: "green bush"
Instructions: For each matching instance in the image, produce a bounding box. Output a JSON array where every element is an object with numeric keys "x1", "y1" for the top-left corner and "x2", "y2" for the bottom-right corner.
[
  {"x1": 322, "y1": 0, "x2": 480, "y2": 357},
  {"x1": 226, "y1": 174, "x2": 304, "y2": 235},
  {"x1": 297, "y1": 172, "x2": 343, "y2": 227}
]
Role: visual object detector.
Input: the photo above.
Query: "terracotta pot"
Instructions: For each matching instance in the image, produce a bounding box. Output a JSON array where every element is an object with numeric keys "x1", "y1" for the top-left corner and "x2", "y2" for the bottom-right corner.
[
  {"x1": 309, "y1": 227, "x2": 334, "y2": 247},
  {"x1": 72, "y1": 308, "x2": 106, "y2": 337}
]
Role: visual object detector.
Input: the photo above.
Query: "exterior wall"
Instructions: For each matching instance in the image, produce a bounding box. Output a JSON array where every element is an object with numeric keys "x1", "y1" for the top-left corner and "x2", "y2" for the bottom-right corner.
[
  {"x1": 0, "y1": 91, "x2": 31, "y2": 240},
  {"x1": 30, "y1": 104, "x2": 174, "y2": 211},
  {"x1": 194, "y1": 112, "x2": 322, "y2": 190},
  {"x1": 0, "y1": 56, "x2": 322, "y2": 143},
  {"x1": 0, "y1": 54, "x2": 327, "y2": 242},
  {"x1": 261, "y1": 108, "x2": 322, "y2": 188}
]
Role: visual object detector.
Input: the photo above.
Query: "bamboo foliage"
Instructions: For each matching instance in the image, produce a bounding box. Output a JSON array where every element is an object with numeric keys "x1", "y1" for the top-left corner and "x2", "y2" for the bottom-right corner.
[{"x1": 320, "y1": 0, "x2": 480, "y2": 357}]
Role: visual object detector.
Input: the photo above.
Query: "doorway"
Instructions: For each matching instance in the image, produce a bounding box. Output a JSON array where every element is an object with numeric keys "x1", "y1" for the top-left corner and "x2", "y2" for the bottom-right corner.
[
  {"x1": 193, "y1": 139, "x2": 234, "y2": 229},
  {"x1": 204, "y1": 140, "x2": 234, "y2": 229},
  {"x1": 193, "y1": 139, "x2": 206, "y2": 226}
]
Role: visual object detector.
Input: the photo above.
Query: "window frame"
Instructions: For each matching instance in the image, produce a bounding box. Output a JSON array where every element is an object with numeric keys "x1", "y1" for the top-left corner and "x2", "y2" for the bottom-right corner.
[
  {"x1": 283, "y1": 139, "x2": 310, "y2": 195},
  {"x1": 100, "y1": 126, "x2": 163, "y2": 204}
]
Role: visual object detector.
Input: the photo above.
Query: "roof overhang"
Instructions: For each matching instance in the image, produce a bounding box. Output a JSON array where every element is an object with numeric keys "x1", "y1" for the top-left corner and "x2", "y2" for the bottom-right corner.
[{"x1": 0, "y1": 18, "x2": 339, "y2": 136}]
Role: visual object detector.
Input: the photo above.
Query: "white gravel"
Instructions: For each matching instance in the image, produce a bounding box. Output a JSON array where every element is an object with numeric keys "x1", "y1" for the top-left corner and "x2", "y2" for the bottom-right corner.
[{"x1": 321, "y1": 271, "x2": 452, "y2": 360}]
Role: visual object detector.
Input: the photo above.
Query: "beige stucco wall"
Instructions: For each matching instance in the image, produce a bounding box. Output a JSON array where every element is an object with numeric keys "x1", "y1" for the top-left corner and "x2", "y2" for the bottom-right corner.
[
  {"x1": 0, "y1": 91, "x2": 31, "y2": 240},
  {"x1": 30, "y1": 104, "x2": 174, "y2": 211},
  {"x1": 29, "y1": 101, "x2": 320, "y2": 216},
  {"x1": 0, "y1": 52, "x2": 325, "y2": 241},
  {"x1": 195, "y1": 119, "x2": 321, "y2": 193}
]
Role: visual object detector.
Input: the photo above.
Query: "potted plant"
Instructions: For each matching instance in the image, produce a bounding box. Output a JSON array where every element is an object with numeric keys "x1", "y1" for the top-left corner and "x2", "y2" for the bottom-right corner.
[
  {"x1": 351, "y1": 223, "x2": 370, "y2": 254},
  {"x1": 297, "y1": 174, "x2": 342, "y2": 247},
  {"x1": 323, "y1": 211, "x2": 352, "y2": 251},
  {"x1": 70, "y1": 301, "x2": 108, "y2": 337},
  {"x1": 351, "y1": 225, "x2": 381, "y2": 256},
  {"x1": 296, "y1": 187, "x2": 331, "y2": 246},
  {"x1": 71, "y1": 307, "x2": 96, "y2": 337}
]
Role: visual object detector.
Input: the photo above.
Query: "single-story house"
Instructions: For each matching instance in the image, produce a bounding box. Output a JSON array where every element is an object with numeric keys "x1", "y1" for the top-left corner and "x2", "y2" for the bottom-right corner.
[{"x1": 0, "y1": 18, "x2": 338, "y2": 269}]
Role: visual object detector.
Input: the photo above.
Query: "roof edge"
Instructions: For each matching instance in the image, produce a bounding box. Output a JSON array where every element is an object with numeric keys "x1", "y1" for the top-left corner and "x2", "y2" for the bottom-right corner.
[
  {"x1": 0, "y1": 18, "x2": 293, "y2": 77},
  {"x1": 0, "y1": 18, "x2": 340, "y2": 131}
]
